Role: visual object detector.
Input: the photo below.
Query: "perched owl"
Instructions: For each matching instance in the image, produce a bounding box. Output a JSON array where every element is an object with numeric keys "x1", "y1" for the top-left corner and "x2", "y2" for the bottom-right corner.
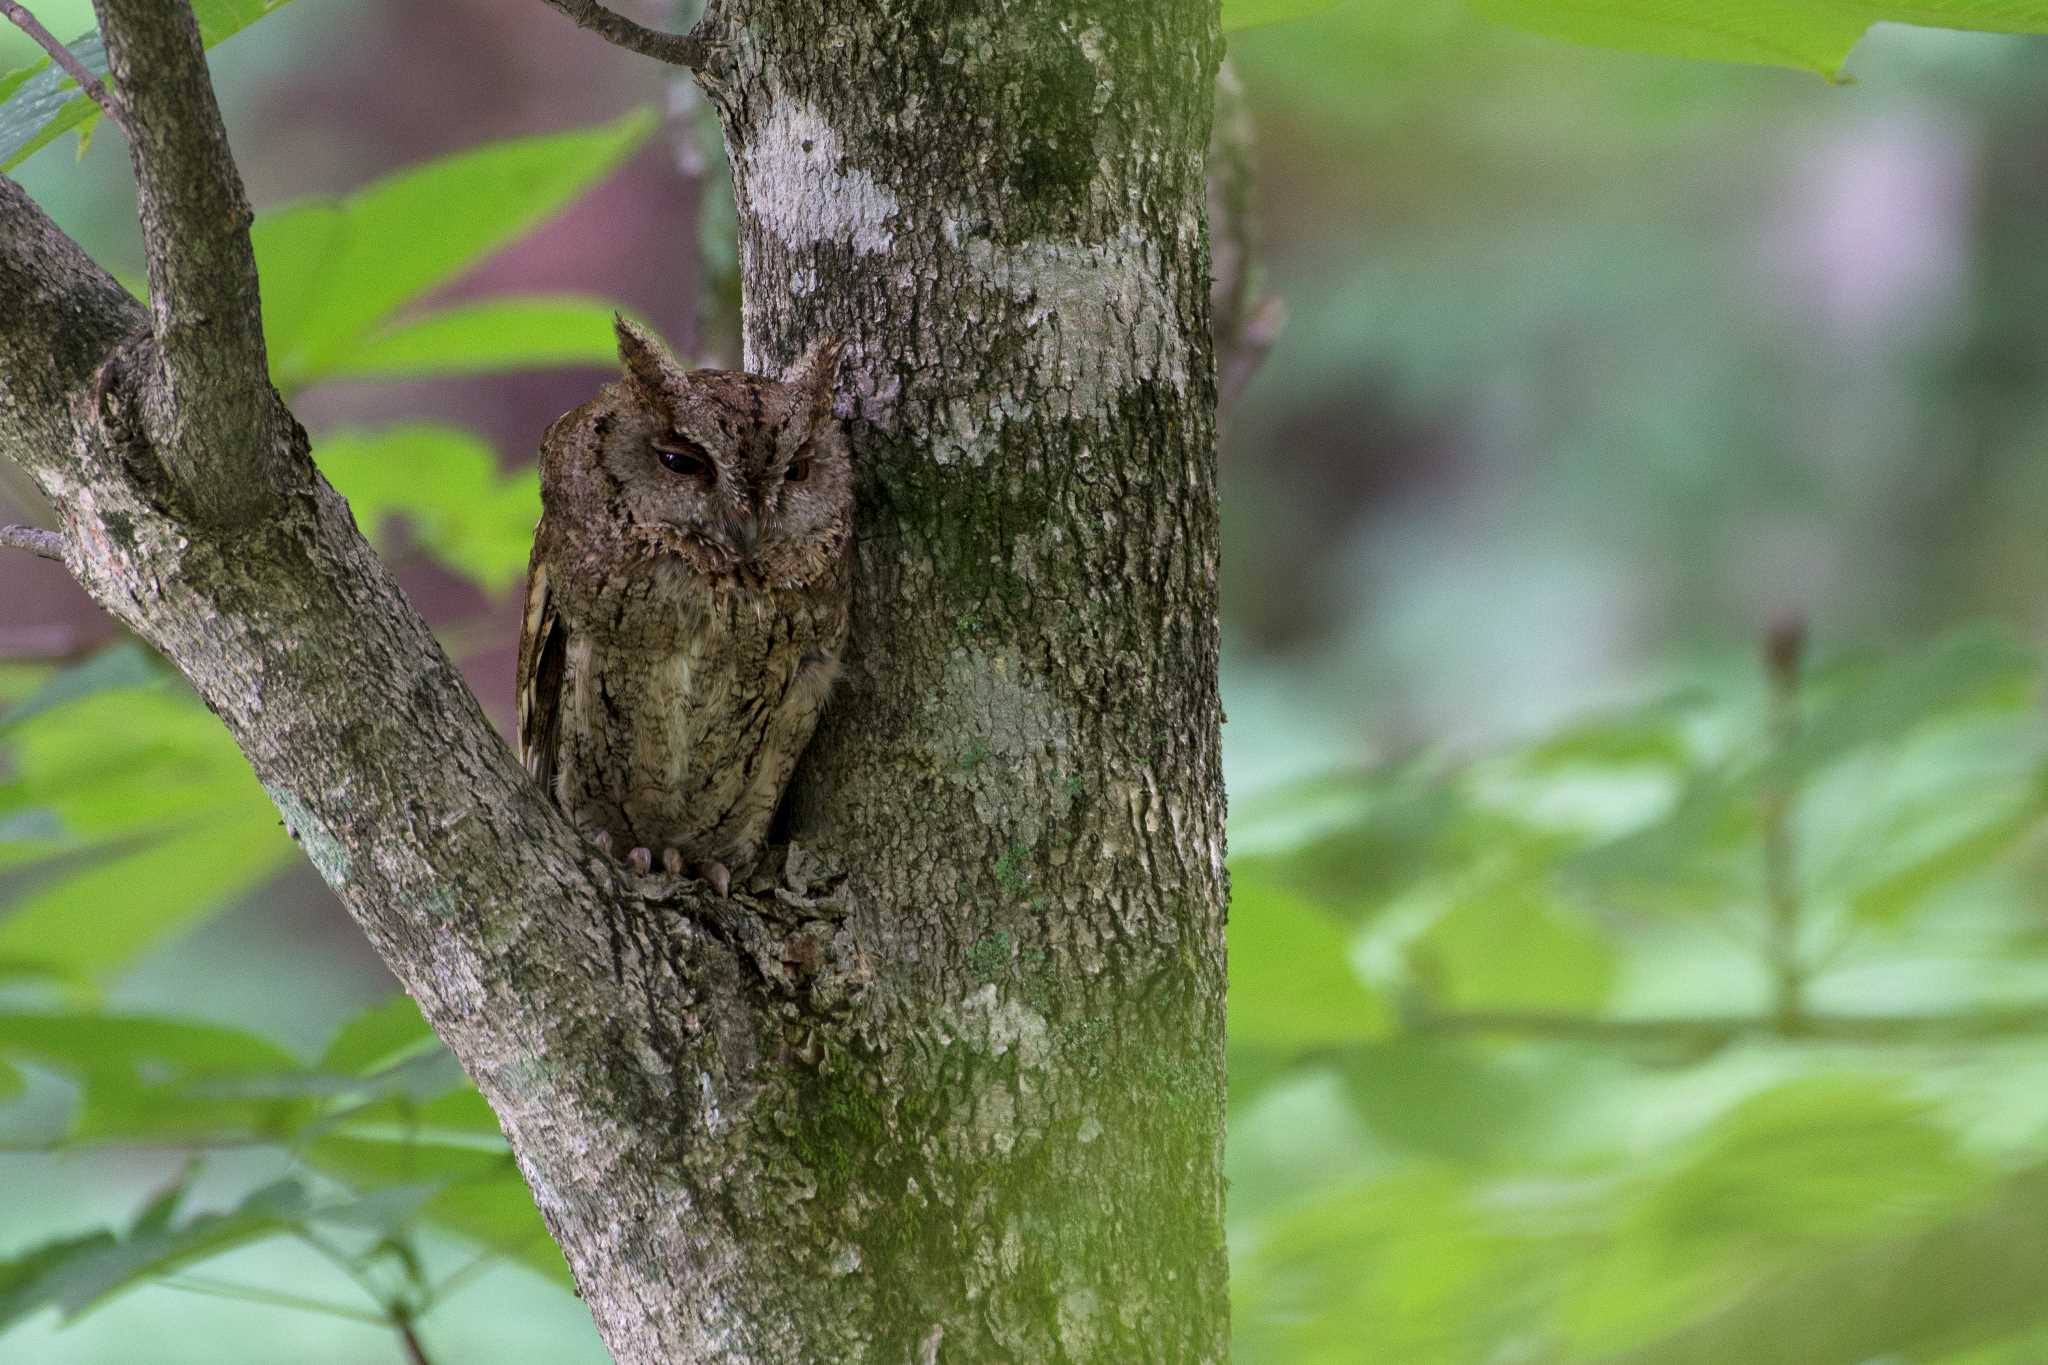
[{"x1": 516, "y1": 318, "x2": 853, "y2": 895}]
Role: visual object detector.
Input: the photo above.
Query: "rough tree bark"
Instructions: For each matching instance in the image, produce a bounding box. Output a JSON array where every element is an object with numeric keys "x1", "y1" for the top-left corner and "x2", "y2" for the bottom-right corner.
[{"x1": 0, "y1": 1, "x2": 1227, "y2": 1361}]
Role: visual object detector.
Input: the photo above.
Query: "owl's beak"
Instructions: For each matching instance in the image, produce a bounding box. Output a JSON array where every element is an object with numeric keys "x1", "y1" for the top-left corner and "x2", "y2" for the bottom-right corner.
[{"x1": 733, "y1": 515, "x2": 761, "y2": 561}]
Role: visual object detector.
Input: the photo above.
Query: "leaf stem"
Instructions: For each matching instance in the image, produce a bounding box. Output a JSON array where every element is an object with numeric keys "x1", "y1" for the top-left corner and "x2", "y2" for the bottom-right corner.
[
  {"x1": 1762, "y1": 615, "x2": 1808, "y2": 1032},
  {"x1": 159, "y1": 1274, "x2": 389, "y2": 1325},
  {"x1": 394, "y1": 1306, "x2": 434, "y2": 1365}
]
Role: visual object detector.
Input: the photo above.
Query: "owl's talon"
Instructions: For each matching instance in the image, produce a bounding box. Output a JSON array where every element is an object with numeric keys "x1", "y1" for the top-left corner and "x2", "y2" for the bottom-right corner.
[
  {"x1": 628, "y1": 846, "x2": 653, "y2": 875},
  {"x1": 662, "y1": 847, "x2": 685, "y2": 877},
  {"x1": 592, "y1": 831, "x2": 612, "y2": 856},
  {"x1": 700, "y1": 861, "x2": 732, "y2": 899}
]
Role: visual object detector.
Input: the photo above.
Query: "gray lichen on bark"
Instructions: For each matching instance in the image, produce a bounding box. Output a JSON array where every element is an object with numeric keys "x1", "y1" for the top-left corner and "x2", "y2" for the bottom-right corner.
[{"x1": 0, "y1": 1, "x2": 1230, "y2": 1361}]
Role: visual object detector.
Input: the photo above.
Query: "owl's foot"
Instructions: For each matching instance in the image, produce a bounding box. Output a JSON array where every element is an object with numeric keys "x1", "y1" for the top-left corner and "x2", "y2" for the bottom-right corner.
[
  {"x1": 697, "y1": 861, "x2": 732, "y2": 899},
  {"x1": 627, "y1": 846, "x2": 654, "y2": 876},
  {"x1": 662, "y1": 847, "x2": 684, "y2": 877},
  {"x1": 592, "y1": 831, "x2": 613, "y2": 857}
]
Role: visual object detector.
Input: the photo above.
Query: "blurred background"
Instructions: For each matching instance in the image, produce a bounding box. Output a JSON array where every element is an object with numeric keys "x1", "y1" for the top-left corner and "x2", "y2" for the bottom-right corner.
[{"x1": 4, "y1": 2, "x2": 2048, "y2": 1361}]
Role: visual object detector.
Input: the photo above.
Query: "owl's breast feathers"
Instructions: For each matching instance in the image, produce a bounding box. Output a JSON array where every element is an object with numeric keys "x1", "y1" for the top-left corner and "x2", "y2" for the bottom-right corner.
[{"x1": 515, "y1": 529, "x2": 849, "y2": 869}]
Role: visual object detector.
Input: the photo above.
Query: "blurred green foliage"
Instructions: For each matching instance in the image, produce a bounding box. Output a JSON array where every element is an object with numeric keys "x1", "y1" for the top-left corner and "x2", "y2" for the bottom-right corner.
[
  {"x1": 1228, "y1": 625, "x2": 2048, "y2": 1365},
  {"x1": 7, "y1": 623, "x2": 2048, "y2": 1362}
]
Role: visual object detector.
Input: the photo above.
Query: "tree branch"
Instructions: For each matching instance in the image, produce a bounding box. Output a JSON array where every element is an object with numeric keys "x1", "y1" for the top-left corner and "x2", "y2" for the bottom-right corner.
[
  {"x1": 0, "y1": 2, "x2": 130, "y2": 137},
  {"x1": 91, "y1": 0, "x2": 286, "y2": 527},
  {"x1": 0, "y1": 174, "x2": 145, "y2": 467},
  {"x1": 0, "y1": 523, "x2": 64, "y2": 561},
  {"x1": 538, "y1": 0, "x2": 709, "y2": 69}
]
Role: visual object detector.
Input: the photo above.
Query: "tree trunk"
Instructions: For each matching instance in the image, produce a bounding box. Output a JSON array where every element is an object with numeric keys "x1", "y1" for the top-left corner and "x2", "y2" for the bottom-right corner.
[{"x1": 0, "y1": 1, "x2": 1228, "y2": 1361}]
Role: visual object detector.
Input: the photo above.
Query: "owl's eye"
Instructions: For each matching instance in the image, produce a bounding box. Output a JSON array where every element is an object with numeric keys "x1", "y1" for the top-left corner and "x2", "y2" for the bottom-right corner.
[
  {"x1": 654, "y1": 439, "x2": 713, "y2": 479},
  {"x1": 785, "y1": 455, "x2": 813, "y2": 484}
]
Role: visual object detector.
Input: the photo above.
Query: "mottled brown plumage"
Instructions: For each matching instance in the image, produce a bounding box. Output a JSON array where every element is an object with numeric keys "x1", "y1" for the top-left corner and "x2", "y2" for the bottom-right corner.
[{"x1": 517, "y1": 318, "x2": 852, "y2": 892}]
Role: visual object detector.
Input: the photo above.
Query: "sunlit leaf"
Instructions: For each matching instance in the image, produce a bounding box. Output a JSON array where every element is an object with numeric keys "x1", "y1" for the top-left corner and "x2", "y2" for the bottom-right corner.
[
  {"x1": 257, "y1": 111, "x2": 654, "y2": 391},
  {"x1": 1414, "y1": 881, "x2": 1617, "y2": 1013},
  {"x1": 314, "y1": 424, "x2": 539, "y2": 591},
  {"x1": 1470, "y1": 0, "x2": 2048, "y2": 79},
  {"x1": 0, "y1": 667, "x2": 293, "y2": 979},
  {"x1": 1229, "y1": 873, "x2": 1389, "y2": 1046},
  {"x1": 322, "y1": 295, "x2": 631, "y2": 382},
  {"x1": 0, "y1": 642, "x2": 157, "y2": 734}
]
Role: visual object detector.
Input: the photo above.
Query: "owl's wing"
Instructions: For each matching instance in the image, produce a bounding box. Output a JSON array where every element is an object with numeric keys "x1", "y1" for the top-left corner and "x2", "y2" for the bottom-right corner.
[{"x1": 515, "y1": 555, "x2": 566, "y2": 805}]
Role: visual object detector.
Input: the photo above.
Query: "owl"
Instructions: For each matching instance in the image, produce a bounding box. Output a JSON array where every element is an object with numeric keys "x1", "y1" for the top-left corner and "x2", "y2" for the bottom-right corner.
[{"x1": 516, "y1": 318, "x2": 853, "y2": 895}]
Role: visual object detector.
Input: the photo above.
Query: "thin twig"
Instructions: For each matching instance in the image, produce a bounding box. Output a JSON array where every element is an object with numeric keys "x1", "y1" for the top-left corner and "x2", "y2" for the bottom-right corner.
[
  {"x1": 0, "y1": 2, "x2": 130, "y2": 136},
  {"x1": 395, "y1": 1309, "x2": 434, "y2": 1365},
  {"x1": 1761, "y1": 616, "x2": 1808, "y2": 1031},
  {"x1": 0, "y1": 523, "x2": 65, "y2": 562},
  {"x1": 1408, "y1": 1005, "x2": 2048, "y2": 1047},
  {"x1": 290, "y1": 1227, "x2": 392, "y2": 1309},
  {"x1": 538, "y1": 0, "x2": 708, "y2": 68}
]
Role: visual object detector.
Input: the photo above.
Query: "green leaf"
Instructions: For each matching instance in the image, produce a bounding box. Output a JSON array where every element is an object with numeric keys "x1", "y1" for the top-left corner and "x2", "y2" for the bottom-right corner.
[
  {"x1": 314, "y1": 424, "x2": 540, "y2": 591},
  {"x1": 1223, "y1": 0, "x2": 1343, "y2": 32},
  {"x1": 1566, "y1": 767, "x2": 1758, "y2": 915},
  {"x1": 0, "y1": 1011, "x2": 310, "y2": 1145},
  {"x1": 1585, "y1": 1165, "x2": 2048, "y2": 1365},
  {"x1": 0, "y1": 1177, "x2": 306, "y2": 1332},
  {"x1": 1470, "y1": 0, "x2": 2048, "y2": 79},
  {"x1": 1233, "y1": 1169, "x2": 1519, "y2": 1365},
  {"x1": 0, "y1": 641, "x2": 159, "y2": 734},
  {"x1": 0, "y1": 669, "x2": 294, "y2": 978},
  {"x1": 1229, "y1": 765, "x2": 1466, "y2": 915},
  {"x1": 0, "y1": 1, "x2": 301, "y2": 171},
  {"x1": 1573, "y1": 1076, "x2": 1988, "y2": 1355},
  {"x1": 1228, "y1": 872, "x2": 1389, "y2": 1046},
  {"x1": 0, "y1": 801, "x2": 290, "y2": 980},
  {"x1": 1844, "y1": 772, "x2": 2048, "y2": 926},
  {"x1": 320, "y1": 995, "x2": 439, "y2": 1077},
  {"x1": 1414, "y1": 881, "x2": 1617, "y2": 1013},
  {"x1": 322, "y1": 295, "x2": 632, "y2": 383},
  {"x1": 1780, "y1": 627, "x2": 2039, "y2": 781},
  {"x1": 304, "y1": 1133, "x2": 567, "y2": 1286},
  {"x1": 257, "y1": 111, "x2": 654, "y2": 390},
  {"x1": 1514, "y1": 692, "x2": 1702, "y2": 773}
]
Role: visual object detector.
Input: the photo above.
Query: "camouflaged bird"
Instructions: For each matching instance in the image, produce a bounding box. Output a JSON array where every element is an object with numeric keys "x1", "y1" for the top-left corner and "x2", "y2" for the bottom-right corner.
[{"x1": 516, "y1": 318, "x2": 852, "y2": 895}]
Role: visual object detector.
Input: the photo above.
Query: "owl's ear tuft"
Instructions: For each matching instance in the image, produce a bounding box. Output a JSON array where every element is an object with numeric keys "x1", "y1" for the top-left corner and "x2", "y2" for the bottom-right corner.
[
  {"x1": 781, "y1": 336, "x2": 844, "y2": 419},
  {"x1": 615, "y1": 315, "x2": 678, "y2": 402}
]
